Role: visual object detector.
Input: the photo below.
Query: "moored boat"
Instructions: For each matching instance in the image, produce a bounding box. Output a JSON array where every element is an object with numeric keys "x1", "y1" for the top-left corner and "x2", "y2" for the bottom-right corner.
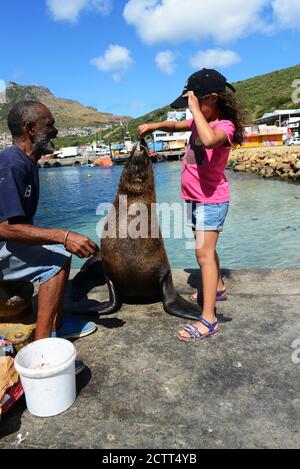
[{"x1": 92, "y1": 155, "x2": 113, "y2": 167}]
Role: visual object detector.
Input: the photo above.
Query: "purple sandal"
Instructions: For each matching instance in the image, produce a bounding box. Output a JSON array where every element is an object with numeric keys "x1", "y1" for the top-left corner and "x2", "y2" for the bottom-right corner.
[
  {"x1": 177, "y1": 317, "x2": 220, "y2": 343},
  {"x1": 190, "y1": 289, "x2": 228, "y2": 303},
  {"x1": 216, "y1": 289, "x2": 228, "y2": 302}
]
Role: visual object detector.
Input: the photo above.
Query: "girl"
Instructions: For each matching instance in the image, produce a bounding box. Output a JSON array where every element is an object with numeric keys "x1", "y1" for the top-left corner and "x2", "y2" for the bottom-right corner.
[{"x1": 139, "y1": 68, "x2": 244, "y2": 342}]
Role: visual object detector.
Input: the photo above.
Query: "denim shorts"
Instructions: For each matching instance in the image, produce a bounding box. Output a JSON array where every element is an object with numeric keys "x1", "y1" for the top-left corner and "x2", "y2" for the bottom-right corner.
[
  {"x1": 186, "y1": 201, "x2": 229, "y2": 231},
  {"x1": 0, "y1": 241, "x2": 71, "y2": 285}
]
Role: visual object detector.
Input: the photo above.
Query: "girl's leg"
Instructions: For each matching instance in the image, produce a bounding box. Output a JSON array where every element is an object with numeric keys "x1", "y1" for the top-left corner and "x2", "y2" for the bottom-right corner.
[
  {"x1": 179, "y1": 230, "x2": 220, "y2": 339},
  {"x1": 215, "y1": 251, "x2": 225, "y2": 292},
  {"x1": 191, "y1": 249, "x2": 225, "y2": 300}
]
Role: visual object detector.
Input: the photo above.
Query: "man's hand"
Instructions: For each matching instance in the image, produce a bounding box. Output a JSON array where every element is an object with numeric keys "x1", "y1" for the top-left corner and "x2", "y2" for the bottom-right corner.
[
  {"x1": 138, "y1": 124, "x2": 155, "y2": 137},
  {"x1": 0, "y1": 221, "x2": 100, "y2": 258},
  {"x1": 65, "y1": 232, "x2": 99, "y2": 259}
]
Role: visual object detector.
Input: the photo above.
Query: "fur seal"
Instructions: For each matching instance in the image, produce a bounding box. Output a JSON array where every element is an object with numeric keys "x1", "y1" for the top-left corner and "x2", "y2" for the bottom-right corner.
[{"x1": 72, "y1": 139, "x2": 201, "y2": 321}]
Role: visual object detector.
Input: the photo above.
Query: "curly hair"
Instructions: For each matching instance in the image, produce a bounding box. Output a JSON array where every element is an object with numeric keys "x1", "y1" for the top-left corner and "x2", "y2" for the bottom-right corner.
[
  {"x1": 217, "y1": 92, "x2": 245, "y2": 146},
  {"x1": 7, "y1": 101, "x2": 44, "y2": 138}
]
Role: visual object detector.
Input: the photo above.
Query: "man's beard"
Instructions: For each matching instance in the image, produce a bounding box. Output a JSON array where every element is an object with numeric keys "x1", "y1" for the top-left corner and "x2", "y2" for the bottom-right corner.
[{"x1": 33, "y1": 133, "x2": 55, "y2": 158}]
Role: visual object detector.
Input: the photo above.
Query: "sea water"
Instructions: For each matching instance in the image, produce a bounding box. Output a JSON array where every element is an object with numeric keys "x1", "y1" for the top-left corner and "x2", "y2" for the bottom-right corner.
[{"x1": 36, "y1": 163, "x2": 300, "y2": 270}]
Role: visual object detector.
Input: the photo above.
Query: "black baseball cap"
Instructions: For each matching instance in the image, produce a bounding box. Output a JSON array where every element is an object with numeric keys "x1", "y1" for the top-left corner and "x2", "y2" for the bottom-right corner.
[{"x1": 170, "y1": 68, "x2": 236, "y2": 109}]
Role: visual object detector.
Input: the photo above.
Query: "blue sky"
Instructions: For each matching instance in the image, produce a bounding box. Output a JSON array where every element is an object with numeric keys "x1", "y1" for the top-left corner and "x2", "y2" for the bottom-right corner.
[{"x1": 0, "y1": 0, "x2": 300, "y2": 119}]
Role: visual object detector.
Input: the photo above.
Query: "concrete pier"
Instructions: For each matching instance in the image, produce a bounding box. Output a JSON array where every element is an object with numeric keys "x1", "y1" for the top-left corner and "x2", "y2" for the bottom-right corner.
[{"x1": 1, "y1": 268, "x2": 299, "y2": 449}]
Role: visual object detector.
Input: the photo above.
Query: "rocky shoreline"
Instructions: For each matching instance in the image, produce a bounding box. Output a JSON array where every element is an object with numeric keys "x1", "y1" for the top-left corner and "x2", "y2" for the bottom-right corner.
[{"x1": 228, "y1": 146, "x2": 300, "y2": 182}]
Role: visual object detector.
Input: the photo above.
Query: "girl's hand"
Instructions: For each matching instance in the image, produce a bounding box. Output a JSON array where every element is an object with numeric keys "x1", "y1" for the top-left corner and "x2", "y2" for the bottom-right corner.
[
  {"x1": 138, "y1": 124, "x2": 154, "y2": 137},
  {"x1": 182, "y1": 90, "x2": 201, "y2": 114}
]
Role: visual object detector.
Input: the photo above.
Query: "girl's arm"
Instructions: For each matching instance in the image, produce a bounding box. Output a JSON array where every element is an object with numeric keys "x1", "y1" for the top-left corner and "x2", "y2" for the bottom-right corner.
[
  {"x1": 138, "y1": 120, "x2": 191, "y2": 137},
  {"x1": 183, "y1": 92, "x2": 228, "y2": 148}
]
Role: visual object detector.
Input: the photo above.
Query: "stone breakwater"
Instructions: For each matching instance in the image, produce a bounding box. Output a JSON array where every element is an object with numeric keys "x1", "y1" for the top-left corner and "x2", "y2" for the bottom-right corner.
[{"x1": 228, "y1": 147, "x2": 300, "y2": 181}]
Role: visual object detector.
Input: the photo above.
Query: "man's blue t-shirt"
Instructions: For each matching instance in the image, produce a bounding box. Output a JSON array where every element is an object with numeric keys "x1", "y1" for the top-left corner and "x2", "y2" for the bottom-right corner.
[{"x1": 0, "y1": 146, "x2": 39, "y2": 224}]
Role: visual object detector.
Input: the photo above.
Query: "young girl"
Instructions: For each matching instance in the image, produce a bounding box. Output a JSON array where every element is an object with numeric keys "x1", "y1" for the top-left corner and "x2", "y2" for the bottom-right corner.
[{"x1": 139, "y1": 68, "x2": 244, "y2": 342}]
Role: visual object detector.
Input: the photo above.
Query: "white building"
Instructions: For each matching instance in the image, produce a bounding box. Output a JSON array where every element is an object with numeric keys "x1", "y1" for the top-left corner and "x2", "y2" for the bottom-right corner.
[
  {"x1": 255, "y1": 109, "x2": 300, "y2": 127},
  {"x1": 152, "y1": 109, "x2": 192, "y2": 151}
]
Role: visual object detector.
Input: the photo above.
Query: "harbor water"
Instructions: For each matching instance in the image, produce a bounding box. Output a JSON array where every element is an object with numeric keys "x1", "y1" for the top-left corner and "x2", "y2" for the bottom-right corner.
[{"x1": 36, "y1": 163, "x2": 300, "y2": 270}]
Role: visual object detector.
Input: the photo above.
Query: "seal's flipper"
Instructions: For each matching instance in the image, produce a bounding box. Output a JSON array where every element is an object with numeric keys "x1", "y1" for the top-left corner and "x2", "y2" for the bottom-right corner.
[
  {"x1": 160, "y1": 270, "x2": 201, "y2": 320},
  {"x1": 72, "y1": 254, "x2": 106, "y2": 302},
  {"x1": 71, "y1": 277, "x2": 122, "y2": 317},
  {"x1": 93, "y1": 277, "x2": 121, "y2": 316}
]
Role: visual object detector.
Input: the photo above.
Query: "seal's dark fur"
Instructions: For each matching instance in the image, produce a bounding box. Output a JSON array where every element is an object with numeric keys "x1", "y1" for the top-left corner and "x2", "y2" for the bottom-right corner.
[{"x1": 72, "y1": 139, "x2": 201, "y2": 320}]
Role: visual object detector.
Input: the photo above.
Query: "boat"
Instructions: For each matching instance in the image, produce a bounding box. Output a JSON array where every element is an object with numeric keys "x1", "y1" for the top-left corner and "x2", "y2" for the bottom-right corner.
[
  {"x1": 113, "y1": 154, "x2": 130, "y2": 165},
  {"x1": 148, "y1": 150, "x2": 165, "y2": 163},
  {"x1": 92, "y1": 155, "x2": 113, "y2": 167}
]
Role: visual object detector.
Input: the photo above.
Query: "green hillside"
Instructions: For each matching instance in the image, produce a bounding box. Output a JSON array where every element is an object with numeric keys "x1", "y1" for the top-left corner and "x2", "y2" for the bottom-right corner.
[
  {"x1": 234, "y1": 63, "x2": 300, "y2": 121},
  {"x1": 2, "y1": 64, "x2": 299, "y2": 147},
  {"x1": 101, "y1": 63, "x2": 300, "y2": 143},
  {"x1": 54, "y1": 105, "x2": 170, "y2": 148},
  {"x1": 0, "y1": 82, "x2": 131, "y2": 132}
]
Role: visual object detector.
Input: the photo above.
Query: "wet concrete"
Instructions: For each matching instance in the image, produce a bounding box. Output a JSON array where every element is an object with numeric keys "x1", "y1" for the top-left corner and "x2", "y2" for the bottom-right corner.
[{"x1": 1, "y1": 268, "x2": 299, "y2": 449}]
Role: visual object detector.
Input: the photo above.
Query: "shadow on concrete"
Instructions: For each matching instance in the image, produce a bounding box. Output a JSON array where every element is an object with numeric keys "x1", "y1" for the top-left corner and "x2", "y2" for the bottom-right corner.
[
  {"x1": 96, "y1": 318, "x2": 126, "y2": 329},
  {"x1": 71, "y1": 315, "x2": 126, "y2": 329},
  {"x1": 76, "y1": 366, "x2": 92, "y2": 398},
  {"x1": 66, "y1": 298, "x2": 110, "y2": 312},
  {"x1": 185, "y1": 268, "x2": 233, "y2": 293},
  {"x1": 0, "y1": 395, "x2": 26, "y2": 439},
  {"x1": 216, "y1": 312, "x2": 232, "y2": 324}
]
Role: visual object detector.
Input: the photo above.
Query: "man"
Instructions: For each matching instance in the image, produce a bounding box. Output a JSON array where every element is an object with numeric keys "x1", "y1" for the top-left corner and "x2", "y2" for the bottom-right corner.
[{"x1": 0, "y1": 101, "x2": 99, "y2": 354}]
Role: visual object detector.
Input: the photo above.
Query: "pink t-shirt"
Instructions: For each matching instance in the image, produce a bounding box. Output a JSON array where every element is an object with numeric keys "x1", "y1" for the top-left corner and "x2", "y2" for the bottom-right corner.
[{"x1": 181, "y1": 118, "x2": 235, "y2": 203}]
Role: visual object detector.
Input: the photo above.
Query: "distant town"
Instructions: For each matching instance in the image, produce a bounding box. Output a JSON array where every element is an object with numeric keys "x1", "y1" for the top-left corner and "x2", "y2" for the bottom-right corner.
[
  {"x1": 0, "y1": 124, "x2": 114, "y2": 150},
  {"x1": 1, "y1": 109, "x2": 299, "y2": 162}
]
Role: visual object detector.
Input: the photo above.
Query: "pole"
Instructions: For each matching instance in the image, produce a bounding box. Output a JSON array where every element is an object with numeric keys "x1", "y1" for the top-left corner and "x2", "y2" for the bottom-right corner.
[
  {"x1": 109, "y1": 141, "x2": 113, "y2": 162},
  {"x1": 120, "y1": 119, "x2": 125, "y2": 141}
]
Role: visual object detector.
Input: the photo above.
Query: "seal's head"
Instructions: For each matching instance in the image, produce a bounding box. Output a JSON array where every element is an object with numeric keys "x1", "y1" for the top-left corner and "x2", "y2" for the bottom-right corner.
[{"x1": 119, "y1": 138, "x2": 154, "y2": 196}]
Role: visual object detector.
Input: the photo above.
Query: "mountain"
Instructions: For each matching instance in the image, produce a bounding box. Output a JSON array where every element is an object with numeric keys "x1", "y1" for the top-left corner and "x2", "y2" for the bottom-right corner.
[
  {"x1": 234, "y1": 63, "x2": 300, "y2": 121},
  {"x1": 102, "y1": 63, "x2": 300, "y2": 142},
  {"x1": 3, "y1": 63, "x2": 298, "y2": 141},
  {"x1": 0, "y1": 82, "x2": 131, "y2": 132}
]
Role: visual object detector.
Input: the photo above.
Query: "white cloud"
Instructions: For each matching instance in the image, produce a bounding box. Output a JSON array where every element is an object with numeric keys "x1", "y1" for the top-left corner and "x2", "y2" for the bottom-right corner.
[
  {"x1": 47, "y1": 0, "x2": 112, "y2": 22},
  {"x1": 190, "y1": 49, "x2": 241, "y2": 69},
  {"x1": 123, "y1": 0, "x2": 269, "y2": 44},
  {"x1": 155, "y1": 51, "x2": 176, "y2": 75},
  {"x1": 91, "y1": 44, "x2": 134, "y2": 82},
  {"x1": 271, "y1": 0, "x2": 300, "y2": 29}
]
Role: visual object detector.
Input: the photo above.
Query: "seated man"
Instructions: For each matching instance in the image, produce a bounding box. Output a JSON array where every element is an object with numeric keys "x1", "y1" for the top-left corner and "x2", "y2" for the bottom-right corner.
[{"x1": 0, "y1": 101, "x2": 99, "y2": 351}]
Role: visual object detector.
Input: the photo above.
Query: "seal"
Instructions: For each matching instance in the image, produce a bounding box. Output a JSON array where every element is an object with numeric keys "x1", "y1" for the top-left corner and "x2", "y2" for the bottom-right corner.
[{"x1": 72, "y1": 139, "x2": 201, "y2": 320}]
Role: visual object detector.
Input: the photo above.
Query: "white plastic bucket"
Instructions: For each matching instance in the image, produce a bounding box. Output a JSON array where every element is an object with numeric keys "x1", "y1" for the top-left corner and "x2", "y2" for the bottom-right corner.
[{"x1": 14, "y1": 338, "x2": 76, "y2": 417}]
